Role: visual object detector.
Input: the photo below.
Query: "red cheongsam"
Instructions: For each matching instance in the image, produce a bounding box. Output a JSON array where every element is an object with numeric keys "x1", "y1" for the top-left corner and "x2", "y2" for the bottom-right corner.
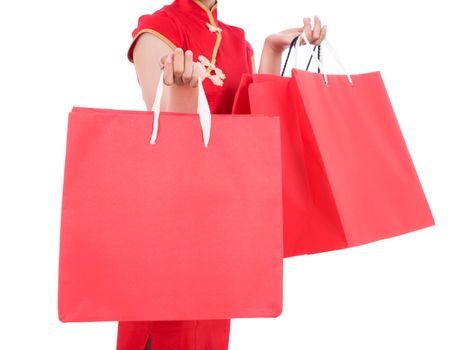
[
  {"x1": 126, "y1": 0, "x2": 255, "y2": 114},
  {"x1": 117, "y1": 1, "x2": 255, "y2": 349}
]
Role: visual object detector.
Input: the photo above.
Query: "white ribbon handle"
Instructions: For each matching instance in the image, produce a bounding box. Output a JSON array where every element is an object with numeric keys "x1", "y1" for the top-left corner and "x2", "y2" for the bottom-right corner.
[
  {"x1": 294, "y1": 31, "x2": 353, "y2": 86},
  {"x1": 150, "y1": 67, "x2": 212, "y2": 147}
]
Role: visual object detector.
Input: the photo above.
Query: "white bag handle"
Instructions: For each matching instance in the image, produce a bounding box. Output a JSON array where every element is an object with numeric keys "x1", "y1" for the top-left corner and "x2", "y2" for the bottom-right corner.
[
  {"x1": 294, "y1": 31, "x2": 353, "y2": 86},
  {"x1": 150, "y1": 66, "x2": 212, "y2": 147}
]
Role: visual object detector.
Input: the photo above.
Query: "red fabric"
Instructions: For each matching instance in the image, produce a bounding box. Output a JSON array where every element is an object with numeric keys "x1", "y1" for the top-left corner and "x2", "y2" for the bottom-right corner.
[
  {"x1": 116, "y1": 319, "x2": 231, "y2": 350},
  {"x1": 127, "y1": 0, "x2": 254, "y2": 114}
]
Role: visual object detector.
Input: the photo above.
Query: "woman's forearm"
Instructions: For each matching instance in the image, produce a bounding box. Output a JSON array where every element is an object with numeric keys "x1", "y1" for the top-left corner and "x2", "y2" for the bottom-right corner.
[{"x1": 258, "y1": 39, "x2": 282, "y2": 75}]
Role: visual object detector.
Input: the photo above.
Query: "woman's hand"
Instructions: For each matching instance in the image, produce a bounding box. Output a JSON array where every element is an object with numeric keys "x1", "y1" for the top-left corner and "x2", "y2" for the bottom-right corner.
[
  {"x1": 159, "y1": 47, "x2": 203, "y2": 88},
  {"x1": 258, "y1": 16, "x2": 327, "y2": 75},
  {"x1": 265, "y1": 16, "x2": 327, "y2": 55},
  {"x1": 133, "y1": 34, "x2": 202, "y2": 112}
]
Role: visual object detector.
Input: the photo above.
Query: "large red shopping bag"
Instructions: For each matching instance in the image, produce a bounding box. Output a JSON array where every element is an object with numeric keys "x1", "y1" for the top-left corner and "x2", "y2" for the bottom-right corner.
[
  {"x1": 288, "y1": 35, "x2": 435, "y2": 249},
  {"x1": 58, "y1": 74, "x2": 283, "y2": 322},
  {"x1": 233, "y1": 73, "x2": 316, "y2": 258}
]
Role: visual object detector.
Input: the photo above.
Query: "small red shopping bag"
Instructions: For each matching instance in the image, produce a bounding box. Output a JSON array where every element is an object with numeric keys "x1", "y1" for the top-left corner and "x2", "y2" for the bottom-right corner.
[
  {"x1": 58, "y1": 74, "x2": 283, "y2": 322},
  {"x1": 289, "y1": 34, "x2": 435, "y2": 249}
]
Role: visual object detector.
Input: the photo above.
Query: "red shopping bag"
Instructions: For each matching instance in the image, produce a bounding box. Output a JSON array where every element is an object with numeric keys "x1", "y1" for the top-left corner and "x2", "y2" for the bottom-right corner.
[
  {"x1": 58, "y1": 74, "x2": 283, "y2": 322},
  {"x1": 233, "y1": 74, "x2": 316, "y2": 258},
  {"x1": 232, "y1": 34, "x2": 435, "y2": 256},
  {"x1": 289, "y1": 35, "x2": 435, "y2": 249}
]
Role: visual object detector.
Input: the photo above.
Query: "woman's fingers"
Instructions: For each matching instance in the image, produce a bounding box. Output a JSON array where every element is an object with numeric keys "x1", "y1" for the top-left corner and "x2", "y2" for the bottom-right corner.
[
  {"x1": 312, "y1": 16, "x2": 322, "y2": 44},
  {"x1": 189, "y1": 62, "x2": 200, "y2": 88},
  {"x1": 181, "y1": 50, "x2": 194, "y2": 85},
  {"x1": 161, "y1": 48, "x2": 199, "y2": 88},
  {"x1": 173, "y1": 47, "x2": 185, "y2": 84},
  {"x1": 301, "y1": 17, "x2": 312, "y2": 45},
  {"x1": 163, "y1": 52, "x2": 174, "y2": 86},
  {"x1": 319, "y1": 25, "x2": 327, "y2": 43},
  {"x1": 298, "y1": 16, "x2": 328, "y2": 46}
]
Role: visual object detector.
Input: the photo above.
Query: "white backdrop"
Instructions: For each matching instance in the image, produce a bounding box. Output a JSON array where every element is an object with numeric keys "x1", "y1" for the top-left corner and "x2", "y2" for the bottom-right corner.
[{"x1": 0, "y1": 0, "x2": 472, "y2": 349}]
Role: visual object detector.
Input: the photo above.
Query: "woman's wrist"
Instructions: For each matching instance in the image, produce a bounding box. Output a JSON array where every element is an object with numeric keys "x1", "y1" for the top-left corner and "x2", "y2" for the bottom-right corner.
[
  {"x1": 263, "y1": 36, "x2": 286, "y2": 56},
  {"x1": 258, "y1": 37, "x2": 283, "y2": 75}
]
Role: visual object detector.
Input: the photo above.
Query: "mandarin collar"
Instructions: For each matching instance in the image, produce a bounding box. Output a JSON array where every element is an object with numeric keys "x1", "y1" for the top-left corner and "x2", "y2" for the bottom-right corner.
[{"x1": 174, "y1": 0, "x2": 218, "y2": 22}]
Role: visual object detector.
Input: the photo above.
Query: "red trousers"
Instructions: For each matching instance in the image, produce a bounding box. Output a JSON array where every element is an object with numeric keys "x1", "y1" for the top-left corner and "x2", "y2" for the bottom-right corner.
[{"x1": 116, "y1": 319, "x2": 231, "y2": 350}]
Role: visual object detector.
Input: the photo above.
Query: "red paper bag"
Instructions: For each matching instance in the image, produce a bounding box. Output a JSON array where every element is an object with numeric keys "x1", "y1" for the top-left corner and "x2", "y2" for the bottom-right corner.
[
  {"x1": 232, "y1": 74, "x2": 316, "y2": 258},
  {"x1": 232, "y1": 35, "x2": 435, "y2": 256},
  {"x1": 58, "y1": 75, "x2": 283, "y2": 322},
  {"x1": 289, "y1": 36, "x2": 435, "y2": 249}
]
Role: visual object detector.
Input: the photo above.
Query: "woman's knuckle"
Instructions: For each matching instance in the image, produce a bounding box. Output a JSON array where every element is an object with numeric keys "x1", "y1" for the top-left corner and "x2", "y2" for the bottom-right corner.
[{"x1": 181, "y1": 77, "x2": 190, "y2": 84}]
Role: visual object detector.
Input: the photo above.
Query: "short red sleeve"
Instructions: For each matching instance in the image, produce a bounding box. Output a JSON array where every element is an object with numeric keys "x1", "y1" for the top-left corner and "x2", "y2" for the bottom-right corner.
[
  {"x1": 127, "y1": 10, "x2": 184, "y2": 63},
  {"x1": 245, "y1": 40, "x2": 255, "y2": 73}
]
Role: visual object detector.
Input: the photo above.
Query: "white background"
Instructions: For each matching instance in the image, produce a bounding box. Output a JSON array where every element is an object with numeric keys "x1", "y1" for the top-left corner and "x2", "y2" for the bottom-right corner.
[{"x1": 0, "y1": 0, "x2": 472, "y2": 349}]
